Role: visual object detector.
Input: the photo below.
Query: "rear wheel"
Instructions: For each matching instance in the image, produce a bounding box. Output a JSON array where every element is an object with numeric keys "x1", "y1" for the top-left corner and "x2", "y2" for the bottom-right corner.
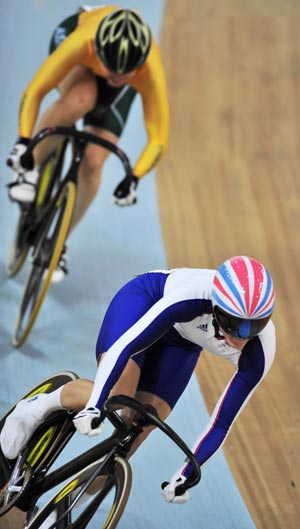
[
  {"x1": 12, "y1": 181, "x2": 76, "y2": 347},
  {"x1": 0, "y1": 372, "x2": 79, "y2": 516},
  {"x1": 27, "y1": 456, "x2": 132, "y2": 529}
]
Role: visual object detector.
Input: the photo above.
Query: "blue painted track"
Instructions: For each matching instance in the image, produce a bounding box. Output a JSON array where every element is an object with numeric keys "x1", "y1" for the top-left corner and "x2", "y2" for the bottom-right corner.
[{"x1": 0, "y1": 2, "x2": 256, "y2": 527}]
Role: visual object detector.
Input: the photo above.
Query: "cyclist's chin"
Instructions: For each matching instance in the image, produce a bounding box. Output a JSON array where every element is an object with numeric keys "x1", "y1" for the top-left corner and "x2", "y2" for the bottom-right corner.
[{"x1": 107, "y1": 77, "x2": 126, "y2": 87}]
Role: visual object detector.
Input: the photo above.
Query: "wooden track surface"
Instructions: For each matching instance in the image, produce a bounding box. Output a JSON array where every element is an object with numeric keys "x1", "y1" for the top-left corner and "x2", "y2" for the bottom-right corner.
[{"x1": 157, "y1": 1, "x2": 300, "y2": 528}]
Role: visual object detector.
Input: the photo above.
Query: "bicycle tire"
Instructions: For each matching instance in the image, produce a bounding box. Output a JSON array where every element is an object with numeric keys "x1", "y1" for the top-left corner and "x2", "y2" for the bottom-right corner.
[
  {"x1": 12, "y1": 181, "x2": 76, "y2": 347},
  {"x1": 6, "y1": 141, "x2": 69, "y2": 279},
  {"x1": 0, "y1": 372, "x2": 78, "y2": 516},
  {"x1": 6, "y1": 208, "x2": 32, "y2": 278},
  {"x1": 26, "y1": 456, "x2": 132, "y2": 529}
]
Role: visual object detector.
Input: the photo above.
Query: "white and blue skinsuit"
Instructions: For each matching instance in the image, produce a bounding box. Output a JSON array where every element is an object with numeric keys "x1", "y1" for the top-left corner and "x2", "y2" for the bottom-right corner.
[{"x1": 87, "y1": 268, "x2": 276, "y2": 477}]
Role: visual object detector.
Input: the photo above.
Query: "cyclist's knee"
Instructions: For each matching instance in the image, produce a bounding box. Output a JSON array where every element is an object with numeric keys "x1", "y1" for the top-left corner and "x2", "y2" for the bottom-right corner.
[
  {"x1": 58, "y1": 73, "x2": 97, "y2": 121},
  {"x1": 59, "y1": 66, "x2": 97, "y2": 97},
  {"x1": 58, "y1": 89, "x2": 96, "y2": 122}
]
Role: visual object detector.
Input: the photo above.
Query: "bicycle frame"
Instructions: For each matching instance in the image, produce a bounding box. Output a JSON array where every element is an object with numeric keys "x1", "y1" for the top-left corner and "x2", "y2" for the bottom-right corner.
[
  {"x1": 14, "y1": 396, "x2": 201, "y2": 514},
  {"x1": 20, "y1": 125, "x2": 133, "y2": 247},
  {"x1": 17, "y1": 431, "x2": 123, "y2": 513}
]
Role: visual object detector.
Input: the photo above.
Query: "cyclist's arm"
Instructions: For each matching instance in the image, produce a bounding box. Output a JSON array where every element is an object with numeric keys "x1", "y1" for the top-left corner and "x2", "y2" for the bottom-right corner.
[
  {"x1": 130, "y1": 42, "x2": 170, "y2": 178},
  {"x1": 18, "y1": 32, "x2": 91, "y2": 139},
  {"x1": 86, "y1": 291, "x2": 206, "y2": 411},
  {"x1": 179, "y1": 322, "x2": 276, "y2": 478}
]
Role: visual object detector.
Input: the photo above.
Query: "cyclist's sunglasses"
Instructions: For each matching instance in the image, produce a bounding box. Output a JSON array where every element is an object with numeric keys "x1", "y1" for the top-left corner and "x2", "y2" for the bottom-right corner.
[{"x1": 213, "y1": 306, "x2": 271, "y2": 339}]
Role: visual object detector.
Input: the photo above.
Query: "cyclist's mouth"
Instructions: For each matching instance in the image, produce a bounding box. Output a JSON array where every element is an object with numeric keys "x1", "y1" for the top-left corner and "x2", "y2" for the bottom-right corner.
[{"x1": 107, "y1": 76, "x2": 126, "y2": 87}]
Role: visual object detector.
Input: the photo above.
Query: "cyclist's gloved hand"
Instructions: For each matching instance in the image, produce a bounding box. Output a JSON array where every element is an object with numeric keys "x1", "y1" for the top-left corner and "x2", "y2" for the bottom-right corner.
[
  {"x1": 112, "y1": 174, "x2": 139, "y2": 206},
  {"x1": 162, "y1": 473, "x2": 189, "y2": 504},
  {"x1": 7, "y1": 137, "x2": 33, "y2": 172},
  {"x1": 73, "y1": 407, "x2": 104, "y2": 437}
]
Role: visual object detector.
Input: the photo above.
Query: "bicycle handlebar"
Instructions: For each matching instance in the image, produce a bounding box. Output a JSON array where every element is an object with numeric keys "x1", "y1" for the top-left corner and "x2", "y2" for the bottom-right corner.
[
  {"x1": 20, "y1": 125, "x2": 134, "y2": 176},
  {"x1": 102, "y1": 395, "x2": 201, "y2": 494}
]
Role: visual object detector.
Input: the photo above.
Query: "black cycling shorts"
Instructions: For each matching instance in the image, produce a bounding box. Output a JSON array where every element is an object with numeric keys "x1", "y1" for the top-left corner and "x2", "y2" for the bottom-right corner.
[{"x1": 48, "y1": 13, "x2": 137, "y2": 137}]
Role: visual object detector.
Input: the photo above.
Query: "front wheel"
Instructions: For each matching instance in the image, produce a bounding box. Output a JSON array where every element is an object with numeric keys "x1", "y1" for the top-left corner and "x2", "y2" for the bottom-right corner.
[
  {"x1": 12, "y1": 181, "x2": 76, "y2": 347},
  {"x1": 6, "y1": 140, "x2": 69, "y2": 280},
  {"x1": 6, "y1": 207, "x2": 32, "y2": 278},
  {"x1": 27, "y1": 456, "x2": 132, "y2": 529}
]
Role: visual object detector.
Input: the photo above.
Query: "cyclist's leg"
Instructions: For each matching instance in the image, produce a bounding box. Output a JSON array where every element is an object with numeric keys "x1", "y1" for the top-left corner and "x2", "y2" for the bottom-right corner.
[
  {"x1": 0, "y1": 509, "x2": 25, "y2": 529},
  {"x1": 0, "y1": 373, "x2": 79, "y2": 459},
  {"x1": 118, "y1": 390, "x2": 171, "y2": 459},
  {"x1": 32, "y1": 66, "x2": 98, "y2": 166},
  {"x1": 59, "y1": 377, "x2": 94, "y2": 409},
  {"x1": 67, "y1": 79, "x2": 137, "y2": 232},
  {"x1": 68, "y1": 127, "x2": 118, "y2": 232},
  {"x1": 59, "y1": 358, "x2": 141, "y2": 409},
  {"x1": 123, "y1": 336, "x2": 201, "y2": 456}
]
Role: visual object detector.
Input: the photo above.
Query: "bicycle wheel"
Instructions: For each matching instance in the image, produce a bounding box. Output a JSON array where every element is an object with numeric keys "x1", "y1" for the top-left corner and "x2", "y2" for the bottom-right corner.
[
  {"x1": 6, "y1": 141, "x2": 69, "y2": 279},
  {"x1": 0, "y1": 372, "x2": 78, "y2": 516},
  {"x1": 27, "y1": 456, "x2": 132, "y2": 529},
  {"x1": 35, "y1": 138, "x2": 69, "y2": 210},
  {"x1": 6, "y1": 206, "x2": 32, "y2": 278},
  {"x1": 12, "y1": 180, "x2": 76, "y2": 347}
]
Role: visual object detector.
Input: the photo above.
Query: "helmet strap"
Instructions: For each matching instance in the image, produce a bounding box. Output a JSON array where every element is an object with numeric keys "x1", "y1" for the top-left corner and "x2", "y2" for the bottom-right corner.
[{"x1": 212, "y1": 318, "x2": 225, "y2": 341}]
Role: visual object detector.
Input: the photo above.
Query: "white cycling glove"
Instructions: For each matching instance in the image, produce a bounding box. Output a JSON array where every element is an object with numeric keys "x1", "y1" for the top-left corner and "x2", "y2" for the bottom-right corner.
[
  {"x1": 73, "y1": 407, "x2": 104, "y2": 437},
  {"x1": 162, "y1": 472, "x2": 189, "y2": 504},
  {"x1": 7, "y1": 138, "x2": 32, "y2": 173},
  {"x1": 111, "y1": 174, "x2": 138, "y2": 206}
]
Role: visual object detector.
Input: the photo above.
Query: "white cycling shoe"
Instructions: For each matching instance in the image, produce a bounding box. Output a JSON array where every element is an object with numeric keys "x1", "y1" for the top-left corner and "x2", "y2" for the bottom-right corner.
[
  {"x1": 0, "y1": 394, "x2": 49, "y2": 460},
  {"x1": 51, "y1": 246, "x2": 69, "y2": 283},
  {"x1": 42, "y1": 245, "x2": 68, "y2": 284},
  {"x1": 8, "y1": 168, "x2": 39, "y2": 203}
]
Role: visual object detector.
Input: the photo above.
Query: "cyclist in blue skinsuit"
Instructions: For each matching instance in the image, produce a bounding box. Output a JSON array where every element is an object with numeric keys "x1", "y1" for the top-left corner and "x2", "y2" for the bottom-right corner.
[{"x1": 1, "y1": 255, "x2": 275, "y2": 504}]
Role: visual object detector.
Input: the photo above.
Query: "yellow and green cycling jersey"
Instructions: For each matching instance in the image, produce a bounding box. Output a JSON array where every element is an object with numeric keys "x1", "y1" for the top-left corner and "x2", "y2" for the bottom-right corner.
[{"x1": 18, "y1": 5, "x2": 169, "y2": 178}]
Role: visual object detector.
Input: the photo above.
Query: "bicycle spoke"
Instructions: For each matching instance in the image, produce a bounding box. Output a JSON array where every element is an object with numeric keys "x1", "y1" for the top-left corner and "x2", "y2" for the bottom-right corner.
[{"x1": 0, "y1": 457, "x2": 32, "y2": 516}]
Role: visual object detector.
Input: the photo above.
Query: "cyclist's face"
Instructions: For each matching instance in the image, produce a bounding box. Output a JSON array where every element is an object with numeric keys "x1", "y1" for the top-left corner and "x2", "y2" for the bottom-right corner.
[{"x1": 103, "y1": 66, "x2": 135, "y2": 87}]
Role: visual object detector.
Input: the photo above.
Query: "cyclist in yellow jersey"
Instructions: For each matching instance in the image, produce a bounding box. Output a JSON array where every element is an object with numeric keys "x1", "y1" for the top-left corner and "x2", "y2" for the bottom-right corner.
[{"x1": 7, "y1": 5, "x2": 169, "y2": 281}]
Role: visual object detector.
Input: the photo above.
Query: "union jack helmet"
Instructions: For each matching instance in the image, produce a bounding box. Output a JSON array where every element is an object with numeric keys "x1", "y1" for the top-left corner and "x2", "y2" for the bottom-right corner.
[{"x1": 212, "y1": 256, "x2": 275, "y2": 339}]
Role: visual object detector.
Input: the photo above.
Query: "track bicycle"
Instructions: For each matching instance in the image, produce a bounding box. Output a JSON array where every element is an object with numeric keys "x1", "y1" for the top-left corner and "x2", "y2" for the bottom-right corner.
[
  {"x1": 6, "y1": 126, "x2": 134, "y2": 348},
  {"x1": 0, "y1": 371, "x2": 201, "y2": 529}
]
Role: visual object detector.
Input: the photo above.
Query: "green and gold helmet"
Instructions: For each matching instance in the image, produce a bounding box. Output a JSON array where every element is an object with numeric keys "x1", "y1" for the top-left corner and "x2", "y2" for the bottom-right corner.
[{"x1": 95, "y1": 9, "x2": 151, "y2": 74}]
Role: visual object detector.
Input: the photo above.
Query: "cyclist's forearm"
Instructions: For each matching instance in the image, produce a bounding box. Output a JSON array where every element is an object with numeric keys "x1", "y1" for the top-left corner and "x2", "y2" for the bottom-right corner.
[
  {"x1": 180, "y1": 368, "x2": 265, "y2": 477},
  {"x1": 85, "y1": 350, "x2": 128, "y2": 410},
  {"x1": 18, "y1": 87, "x2": 46, "y2": 138},
  {"x1": 133, "y1": 134, "x2": 168, "y2": 177}
]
